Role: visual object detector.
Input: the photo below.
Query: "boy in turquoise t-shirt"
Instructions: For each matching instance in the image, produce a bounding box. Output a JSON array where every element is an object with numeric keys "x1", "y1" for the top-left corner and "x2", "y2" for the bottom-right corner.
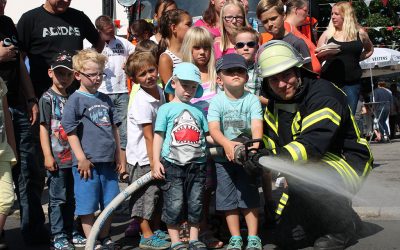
[
  {"x1": 153, "y1": 63, "x2": 211, "y2": 250},
  {"x1": 207, "y1": 53, "x2": 264, "y2": 250}
]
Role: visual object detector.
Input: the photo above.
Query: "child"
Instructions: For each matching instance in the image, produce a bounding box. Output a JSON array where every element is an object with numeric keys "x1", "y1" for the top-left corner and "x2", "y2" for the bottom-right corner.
[
  {"x1": 158, "y1": 9, "x2": 192, "y2": 86},
  {"x1": 0, "y1": 77, "x2": 17, "y2": 250},
  {"x1": 124, "y1": 52, "x2": 170, "y2": 250},
  {"x1": 153, "y1": 63, "x2": 210, "y2": 250},
  {"x1": 234, "y1": 26, "x2": 269, "y2": 106},
  {"x1": 150, "y1": 0, "x2": 177, "y2": 44},
  {"x1": 207, "y1": 53, "x2": 263, "y2": 250},
  {"x1": 39, "y1": 51, "x2": 86, "y2": 250},
  {"x1": 61, "y1": 49, "x2": 122, "y2": 249},
  {"x1": 214, "y1": 0, "x2": 248, "y2": 59},
  {"x1": 180, "y1": 26, "x2": 224, "y2": 249}
]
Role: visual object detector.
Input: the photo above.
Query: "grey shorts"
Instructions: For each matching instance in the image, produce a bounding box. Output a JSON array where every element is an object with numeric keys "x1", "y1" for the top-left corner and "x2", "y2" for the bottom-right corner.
[
  {"x1": 128, "y1": 163, "x2": 161, "y2": 220},
  {"x1": 215, "y1": 161, "x2": 260, "y2": 211}
]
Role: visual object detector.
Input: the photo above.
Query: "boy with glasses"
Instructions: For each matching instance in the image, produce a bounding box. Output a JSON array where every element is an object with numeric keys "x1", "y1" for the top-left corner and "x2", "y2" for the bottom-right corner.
[
  {"x1": 234, "y1": 27, "x2": 268, "y2": 105},
  {"x1": 61, "y1": 49, "x2": 123, "y2": 249}
]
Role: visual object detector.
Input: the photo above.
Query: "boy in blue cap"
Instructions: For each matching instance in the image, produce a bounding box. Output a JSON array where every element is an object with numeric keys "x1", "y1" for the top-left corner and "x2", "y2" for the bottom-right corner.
[
  {"x1": 208, "y1": 53, "x2": 263, "y2": 250},
  {"x1": 153, "y1": 62, "x2": 212, "y2": 250}
]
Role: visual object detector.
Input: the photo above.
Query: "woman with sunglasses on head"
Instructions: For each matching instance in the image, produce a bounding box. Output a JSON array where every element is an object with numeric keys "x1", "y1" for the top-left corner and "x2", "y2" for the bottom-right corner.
[
  {"x1": 285, "y1": 0, "x2": 321, "y2": 74},
  {"x1": 256, "y1": 0, "x2": 312, "y2": 71},
  {"x1": 214, "y1": 0, "x2": 248, "y2": 60},
  {"x1": 194, "y1": 0, "x2": 225, "y2": 39}
]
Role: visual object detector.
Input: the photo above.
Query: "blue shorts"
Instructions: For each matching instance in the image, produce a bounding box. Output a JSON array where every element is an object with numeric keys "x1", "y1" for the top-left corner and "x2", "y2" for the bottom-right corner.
[
  {"x1": 72, "y1": 162, "x2": 120, "y2": 215},
  {"x1": 215, "y1": 161, "x2": 260, "y2": 211}
]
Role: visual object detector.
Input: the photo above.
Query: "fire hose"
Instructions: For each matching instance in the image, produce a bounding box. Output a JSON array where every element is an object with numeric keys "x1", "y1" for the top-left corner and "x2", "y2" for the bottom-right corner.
[{"x1": 86, "y1": 137, "x2": 263, "y2": 249}]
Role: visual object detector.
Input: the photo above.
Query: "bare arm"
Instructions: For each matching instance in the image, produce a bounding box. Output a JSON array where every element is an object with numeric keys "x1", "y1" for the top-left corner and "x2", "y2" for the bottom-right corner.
[
  {"x1": 39, "y1": 124, "x2": 57, "y2": 171},
  {"x1": 67, "y1": 130, "x2": 93, "y2": 180},
  {"x1": 208, "y1": 121, "x2": 241, "y2": 161},
  {"x1": 317, "y1": 31, "x2": 329, "y2": 48},
  {"x1": 19, "y1": 53, "x2": 39, "y2": 125},
  {"x1": 359, "y1": 28, "x2": 374, "y2": 61},
  {"x1": 142, "y1": 123, "x2": 154, "y2": 170},
  {"x1": 251, "y1": 119, "x2": 263, "y2": 149},
  {"x1": 152, "y1": 131, "x2": 165, "y2": 179},
  {"x1": 112, "y1": 124, "x2": 123, "y2": 173},
  {"x1": 158, "y1": 53, "x2": 173, "y2": 87},
  {"x1": 94, "y1": 39, "x2": 105, "y2": 53},
  {"x1": 3, "y1": 96, "x2": 17, "y2": 159}
]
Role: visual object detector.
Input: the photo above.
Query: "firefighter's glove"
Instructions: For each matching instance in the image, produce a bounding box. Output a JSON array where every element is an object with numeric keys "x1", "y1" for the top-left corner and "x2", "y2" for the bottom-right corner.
[{"x1": 243, "y1": 148, "x2": 271, "y2": 176}]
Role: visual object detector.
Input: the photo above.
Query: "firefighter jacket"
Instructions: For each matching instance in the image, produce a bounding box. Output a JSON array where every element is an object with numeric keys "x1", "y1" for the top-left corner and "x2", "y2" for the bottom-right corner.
[{"x1": 262, "y1": 76, "x2": 373, "y2": 194}]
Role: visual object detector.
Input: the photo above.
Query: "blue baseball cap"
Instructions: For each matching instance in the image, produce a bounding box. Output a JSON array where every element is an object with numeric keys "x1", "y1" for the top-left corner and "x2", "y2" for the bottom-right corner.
[{"x1": 165, "y1": 62, "x2": 204, "y2": 98}]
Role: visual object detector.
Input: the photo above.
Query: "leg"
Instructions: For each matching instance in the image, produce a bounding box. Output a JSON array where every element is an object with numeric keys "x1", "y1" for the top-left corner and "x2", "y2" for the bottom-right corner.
[
  {"x1": 0, "y1": 161, "x2": 15, "y2": 249},
  {"x1": 341, "y1": 84, "x2": 361, "y2": 115},
  {"x1": 47, "y1": 169, "x2": 68, "y2": 237},
  {"x1": 80, "y1": 214, "x2": 95, "y2": 238},
  {"x1": 225, "y1": 209, "x2": 241, "y2": 236},
  {"x1": 10, "y1": 107, "x2": 47, "y2": 244},
  {"x1": 242, "y1": 208, "x2": 259, "y2": 236}
]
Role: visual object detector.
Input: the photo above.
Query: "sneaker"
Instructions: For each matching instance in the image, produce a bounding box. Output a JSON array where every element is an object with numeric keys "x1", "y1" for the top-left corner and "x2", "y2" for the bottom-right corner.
[
  {"x1": 53, "y1": 234, "x2": 75, "y2": 250},
  {"x1": 125, "y1": 219, "x2": 140, "y2": 237},
  {"x1": 71, "y1": 232, "x2": 86, "y2": 247},
  {"x1": 100, "y1": 237, "x2": 121, "y2": 250},
  {"x1": 154, "y1": 230, "x2": 170, "y2": 241},
  {"x1": 227, "y1": 236, "x2": 243, "y2": 250},
  {"x1": 246, "y1": 236, "x2": 262, "y2": 250},
  {"x1": 139, "y1": 235, "x2": 171, "y2": 250}
]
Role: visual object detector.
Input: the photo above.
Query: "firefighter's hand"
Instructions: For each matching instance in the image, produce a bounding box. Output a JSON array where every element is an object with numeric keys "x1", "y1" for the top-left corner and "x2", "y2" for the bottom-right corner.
[{"x1": 244, "y1": 149, "x2": 272, "y2": 175}]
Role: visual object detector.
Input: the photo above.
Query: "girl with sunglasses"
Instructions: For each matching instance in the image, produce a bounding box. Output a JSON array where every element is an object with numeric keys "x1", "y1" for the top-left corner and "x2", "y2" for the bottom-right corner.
[{"x1": 214, "y1": 0, "x2": 248, "y2": 60}]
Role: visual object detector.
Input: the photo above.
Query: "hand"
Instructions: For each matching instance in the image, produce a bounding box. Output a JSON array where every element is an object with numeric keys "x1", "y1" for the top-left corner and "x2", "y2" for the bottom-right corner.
[
  {"x1": 44, "y1": 155, "x2": 58, "y2": 171},
  {"x1": 152, "y1": 161, "x2": 165, "y2": 179},
  {"x1": 0, "y1": 42, "x2": 17, "y2": 62},
  {"x1": 223, "y1": 141, "x2": 242, "y2": 162},
  {"x1": 77, "y1": 158, "x2": 94, "y2": 180},
  {"x1": 28, "y1": 102, "x2": 39, "y2": 125},
  {"x1": 115, "y1": 162, "x2": 123, "y2": 173}
]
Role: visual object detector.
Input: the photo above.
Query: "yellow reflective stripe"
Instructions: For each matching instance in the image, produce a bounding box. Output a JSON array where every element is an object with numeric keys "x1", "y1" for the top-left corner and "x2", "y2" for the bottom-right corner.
[
  {"x1": 275, "y1": 204, "x2": 284, "y2": 215},
  {"x1": 291, "y1": 112, "x2": 301, "y2": 138},
  {"x1": 302, "y1": 108, "x2": 341, "y2": 131},
  {"x1": 283, "y1": 141, "x2": 307, "y2": 162},
  {"x1": 325, "y1": 153, "x2": 361, "y2": 193},
  {"x1": 264, "y1": 109, "x2": 278, "y2": 135},
  {"x1": 322, "y1": 156, "x2": 356, "y2": 193},
  {"x1": 350, "y1": 114, "x2": 373, "y2": 177},
  {"x1": 280, "y1": 193, "x2": 289, "y2": 205},
  {"x1": 262, "y1": 135, "x2": 277, "y2": 155}
]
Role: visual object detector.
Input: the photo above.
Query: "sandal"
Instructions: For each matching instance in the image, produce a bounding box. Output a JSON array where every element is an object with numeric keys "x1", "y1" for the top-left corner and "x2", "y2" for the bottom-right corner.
[
  {"x1": 119, "y1": 172, "x2": 129, "y2": 183},
  {"x1": 199, "y1": 231, "x2": 224, "y2": 249},
  {"x1": 179, "y1": 222, "x2": 190, "y2": 244}
]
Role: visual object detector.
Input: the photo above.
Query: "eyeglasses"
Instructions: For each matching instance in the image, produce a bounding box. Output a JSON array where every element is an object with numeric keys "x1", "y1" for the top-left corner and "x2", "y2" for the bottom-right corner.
[
  {"x1": 78, "y1": 71, "x2": 107, "y2": 80},
  {"x1": 223, "y1": 15, "x2": 245, "y2": 23},
  {"x1": 235, "y1": 41, "x2": 257, "y2": 49}
]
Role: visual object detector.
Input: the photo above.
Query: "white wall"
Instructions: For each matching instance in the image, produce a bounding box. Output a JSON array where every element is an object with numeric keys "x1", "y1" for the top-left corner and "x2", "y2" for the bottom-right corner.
[{"x1": 5, "y1": 0, "x2": 129, "y2": 35}]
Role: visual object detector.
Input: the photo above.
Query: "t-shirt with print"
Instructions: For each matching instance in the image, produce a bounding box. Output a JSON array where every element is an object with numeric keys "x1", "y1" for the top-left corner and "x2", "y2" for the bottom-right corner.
[
  {"x1": 39, "y1": 88, "x2": 72, "y2": 168},
  {"x1": 17, "y1": 6, "x2": 100, "y2": 97},
  {"x1": 207, "y1": 91, "x2": 263, "y2": 141},
  {"x1": 61, "y1": 90, "x2": 120, "y2": 165},
  {"x1": 98, "y1": 36, "x2": 135, "y2": 94},
  {"x1": 126, "y1": 86, "x2": 165, "y2": 166},
  {"x1": 154, "y1": 102, "x2": 209, "y2": 166},
  {"x1": 246, "y1": 64, "x2": 262, "y2": 96},
  {"x1": 0, "y1": 15, "x2": 24, "y2": 108}
]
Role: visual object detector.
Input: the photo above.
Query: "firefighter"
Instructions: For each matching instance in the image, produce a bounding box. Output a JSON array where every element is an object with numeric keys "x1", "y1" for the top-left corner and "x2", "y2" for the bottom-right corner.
[{"x1": 249, "y1": 40, "x2": 373, "y2": 250}]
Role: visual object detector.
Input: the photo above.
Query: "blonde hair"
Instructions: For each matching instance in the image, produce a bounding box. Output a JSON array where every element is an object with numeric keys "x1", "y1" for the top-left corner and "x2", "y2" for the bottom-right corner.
[
  {"x1": 124, "y1": 52, "x2": 157, "y2": 79},
  {"x1": 72, "y1": 48, "x2": 107, "y2": 72},
  {"x1": 325, "y1": 1, "x2": 360, "y2": 41},
  {"x1": 256, "y1": 0, "x2": 285, "y2": 19},
  {"x1": 220, "y1": 0, "x2": 249, "y2": 52},
  {"x1": 181, "y1": 27, "x2": 217, "y2": 91}
]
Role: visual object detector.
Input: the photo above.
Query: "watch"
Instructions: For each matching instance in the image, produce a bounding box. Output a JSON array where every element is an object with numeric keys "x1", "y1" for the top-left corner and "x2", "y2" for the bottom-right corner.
[{"x1": 27, "y1": 97, "x2": 38, "y2": 104}]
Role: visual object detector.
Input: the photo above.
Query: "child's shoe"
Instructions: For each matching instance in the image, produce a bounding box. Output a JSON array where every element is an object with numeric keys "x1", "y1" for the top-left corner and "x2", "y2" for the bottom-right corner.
[
  {"x1": 188, "y1": 240, "x2": 207, "y2": 250},
  {"x1": 53, "y1": 234, "x2": 75, "y2": 250},
  {"x1": 245, "y1": 236, "x2": 262, "y2": 250},
  {"x1": 227, "y1": 236, "x2": 243, "y2": 250},
  {"x1": 139, "y1": 235, "x2": 171, "y2": 250},
  {"x1": 153, "y1": 230, "x2": 170, "y2": 241},
  {"x1": 100, "y1": 237, "x2": 121, "y2": 250},
  {"x1": 71, "y1": 232, "x2": 86, "y2": 248},
  {"x1": 125, "y1": 219, "x2": 140, "y2": 237}
]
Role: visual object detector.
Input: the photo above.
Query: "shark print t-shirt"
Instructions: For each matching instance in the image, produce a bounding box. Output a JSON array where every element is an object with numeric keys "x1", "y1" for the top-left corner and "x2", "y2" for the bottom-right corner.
[
  {"x1": 61, "y1": 90, "x2": 120, "y2": 165},
  {"x1": 155, "y1": 102, "x2": 209, "y2": 166}
]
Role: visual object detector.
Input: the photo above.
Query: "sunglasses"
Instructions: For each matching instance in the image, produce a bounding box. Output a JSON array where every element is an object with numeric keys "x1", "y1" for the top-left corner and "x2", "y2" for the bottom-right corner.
[{"x1": 235, "y1": 41, "x2": 257, "y2": 49}]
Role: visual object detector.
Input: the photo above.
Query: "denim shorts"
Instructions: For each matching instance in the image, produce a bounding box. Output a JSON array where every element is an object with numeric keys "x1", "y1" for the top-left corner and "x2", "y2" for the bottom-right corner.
[
  {"x1": 72, "y1": 162, "x2": 120, "y2": 215},
  {"x1": 128, "y1": 163, "x2": 161, "y2": 220},
  {"x1": 160, "y1": 159, "x2": 206, "y2": 226},
  {"x1": 215, "y1": 161, "x2": 260, "y2": 211}
]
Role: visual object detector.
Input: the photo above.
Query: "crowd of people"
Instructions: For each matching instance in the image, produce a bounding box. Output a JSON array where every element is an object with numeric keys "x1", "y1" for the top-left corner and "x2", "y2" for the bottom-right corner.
[{"x1": 0, "y1": 0, "x2": 386, "y2": 249}]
